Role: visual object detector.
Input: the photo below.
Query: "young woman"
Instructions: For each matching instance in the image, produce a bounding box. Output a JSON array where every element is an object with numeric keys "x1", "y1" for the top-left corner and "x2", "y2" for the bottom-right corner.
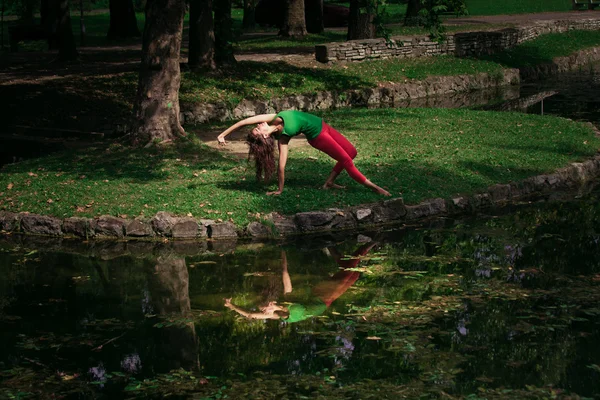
[
  {"x1": 224, "y1": 242, "x2": 378, "y2": 322},
  {"x1": 217, "y1": 110, "x2": 391, "y2": 196}
]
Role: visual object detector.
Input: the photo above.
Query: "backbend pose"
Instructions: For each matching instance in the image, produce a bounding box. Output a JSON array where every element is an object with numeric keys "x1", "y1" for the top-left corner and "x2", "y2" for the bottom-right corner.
[
  {"x1": 224, "y1": 241, "x2": 377, "y2": 323},
  {"x1": 217, "y1": 110, "x2": 391, "y2": 196}
]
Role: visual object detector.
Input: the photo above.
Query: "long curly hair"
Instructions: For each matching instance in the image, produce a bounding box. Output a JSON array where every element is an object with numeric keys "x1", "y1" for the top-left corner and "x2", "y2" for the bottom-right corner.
[{"x1": 246, "y1": 133, "x2": 276, "y2": 182}]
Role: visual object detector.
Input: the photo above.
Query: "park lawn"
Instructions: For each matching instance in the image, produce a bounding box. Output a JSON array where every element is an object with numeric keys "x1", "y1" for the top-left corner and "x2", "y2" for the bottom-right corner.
[
  {"x1": 1, "y1": 108, "x2": 599, "y2": 228},
  {"x1": 483, "y1": 30, "x2": 600, "y2": 68},
  {"x1": 179, "y1": 56, "x2": 503, "y2": 106}
]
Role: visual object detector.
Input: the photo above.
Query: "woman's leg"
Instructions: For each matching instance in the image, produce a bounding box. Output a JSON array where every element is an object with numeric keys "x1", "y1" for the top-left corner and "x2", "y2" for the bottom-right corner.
[
  {"x1": 309, "y1": 123, "x2": 391, "y2": 195},
  {"x1": 309, "y1": 123, "x2": 367, "y2": 184}
]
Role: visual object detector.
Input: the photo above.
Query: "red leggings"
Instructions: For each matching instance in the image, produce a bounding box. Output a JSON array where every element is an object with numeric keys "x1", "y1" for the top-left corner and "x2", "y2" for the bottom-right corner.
[{"x1": 308, "y1": 122, "x2": 367, "y2": 184}]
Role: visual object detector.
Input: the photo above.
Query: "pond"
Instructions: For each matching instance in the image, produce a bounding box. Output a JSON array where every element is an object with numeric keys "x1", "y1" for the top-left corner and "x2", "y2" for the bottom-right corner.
[{"x1": 1, "y1": 182, "x2": 599, "y2": 399}]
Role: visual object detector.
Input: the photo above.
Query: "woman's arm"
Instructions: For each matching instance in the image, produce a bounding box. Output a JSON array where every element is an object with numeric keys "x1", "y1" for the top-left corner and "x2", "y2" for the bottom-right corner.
[
  {"x1": 224, "y1": 298, "x2": 276, "y2": 320},
  {"x1": 217, "y1": 113, "x2": 277, "y2": 144},
  {"x1": 267, "y1": 135, "x2": 290, "y2": 195},
  {"x1": 281, "y1": 250, "x2": 292, "y2": 294}
]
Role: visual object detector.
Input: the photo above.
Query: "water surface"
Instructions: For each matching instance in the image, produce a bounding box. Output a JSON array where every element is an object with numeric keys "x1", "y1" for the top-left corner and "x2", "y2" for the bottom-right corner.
[{"x1": 1, "y1": 184, "x2": 599, "y2": 399}]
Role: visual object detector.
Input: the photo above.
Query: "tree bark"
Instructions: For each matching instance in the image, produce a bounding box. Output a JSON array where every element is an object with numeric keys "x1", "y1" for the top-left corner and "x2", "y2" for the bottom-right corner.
[
  {"x1": 242, "y1": 0, "x2": 257, "y2": 31},
  {"x1": 188, "y1": 0, "x2": 215, "y2": 69},
  {"x1": 55, "y1": 0, "x2": 78, "y2": 61},
  {"x1": 279, "y1": 0, "x2": 306, "y2": 37},
  {"x1": 305, "y1": 0, "x2": 323, "y2": 34},
  {"x1": 404, "y1": 0, "x2": 424, "y2": 26},
  {"x1": 131, "y1": 0, "x2": 186, "y2": 146},
  {"x1": 214, "y1": 0, "x2": 236, "y2": 66},
  {"x1": 107, "y1": 0, "x2": 140, "y2": 40},
  {"x1": 22, "y1": 0, "x2": 36, "y2": 24},
  {"x1": 347, "y1": 0, "x2": 375, "y2": 40}
]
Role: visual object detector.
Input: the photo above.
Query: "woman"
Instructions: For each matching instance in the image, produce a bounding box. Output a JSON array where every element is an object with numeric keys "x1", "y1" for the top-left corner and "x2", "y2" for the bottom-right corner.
[
  {"x1": 224, "y1": 242, "x2": 377, "y2": 322},
  {"x1": 217, "y1": 110, "x2": 391, "y2": 196}
]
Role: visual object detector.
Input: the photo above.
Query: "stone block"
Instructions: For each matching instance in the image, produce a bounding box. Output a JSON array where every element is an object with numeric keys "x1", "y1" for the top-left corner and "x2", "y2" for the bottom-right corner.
[
  {"x1": 246, "y1": 221, "x2": 272, "y2": 238},
  {"x1": 20, "y1": 213, "x2": 62, "y2": 236},
  {"x1": 488, "y1": 184, "x2": 511, "y2": 203},
  {"x1": 95, "y1": 216, "x2": 126, "y2": 238},
  {"x1": 0, "y1": 211, "x2": 19, "y2": 232},
  {"x1": 63, "y1": 217, "x2": 92, "y2": 238},
  {"x1": 209, "y1": 222, "x2": 238, "y2": 239},
  {"x1": 172, "y1": 218, "x2": 200, "y2": 239},
  {"x1": 125, "y1": 219, "x2": 154, "y2": 237},
  {"x1": 150, "y1": 211, "x2": 176, "y2": 236}
]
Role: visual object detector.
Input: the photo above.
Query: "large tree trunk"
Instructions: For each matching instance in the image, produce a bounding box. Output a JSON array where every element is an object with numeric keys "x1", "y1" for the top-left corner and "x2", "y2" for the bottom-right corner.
[
  {"x1": 22, "y1": 0, "x2": 36, "y2": 24},
  {"x1": 404, "y1": 0, "x2": 424, "y2": 26},
  {"x1": 188, "y1": 0, "x2": 215, "y2": 69},
  {"x1": 214, "y1": 0, "x2": 235, "y2": 66},
  {"x1": 347, "y1": 0, "x2": 375, "y2": 40},
  {"x1": 242, "y1": 0, "x2": 257, "y2": 31},
  {"x1": 55, "y1": 0, "x2": 78, "y2": 61},
  {"x1": 147, "y1": 256, "x2": 200, "y2": 372},
  {"x1": 107, "y1": 0, "x2": 140, "y2": 39},
  {"x1": 131, "y1": 0, "x2": 186, "y2": 146},
  {"x1": 305, "y1": 0, "x2": 323, "y2": 34},
  {"x1": 279, "y1": 0, "x2": 306, "y2": 37}
]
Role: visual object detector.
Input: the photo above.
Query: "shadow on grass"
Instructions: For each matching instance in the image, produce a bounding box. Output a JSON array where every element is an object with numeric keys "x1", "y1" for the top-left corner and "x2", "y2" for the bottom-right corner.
[
  {"x1": 0, "y1": 75, "x2": 137, "y2": 131},
  {"x1": 1, "y1": 138, "x2": 232, "y2": 184}
]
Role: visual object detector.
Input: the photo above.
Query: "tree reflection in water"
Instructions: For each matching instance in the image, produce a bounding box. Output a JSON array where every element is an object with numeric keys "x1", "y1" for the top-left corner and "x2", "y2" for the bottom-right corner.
[{"x1": 146, "y1": 255, "x2": 200, "y2": 373}]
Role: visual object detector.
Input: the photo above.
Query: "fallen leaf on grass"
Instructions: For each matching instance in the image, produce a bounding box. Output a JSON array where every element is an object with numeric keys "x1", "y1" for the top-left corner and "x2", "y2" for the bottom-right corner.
[{"x1": 7, "y1": 183, "x2": 13, "y2": 190}]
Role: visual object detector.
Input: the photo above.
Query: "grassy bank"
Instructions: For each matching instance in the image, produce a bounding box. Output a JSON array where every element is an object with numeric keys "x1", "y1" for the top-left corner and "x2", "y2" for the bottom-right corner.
[
  {"x1": 484, "y1": 30, "x2": 600, "y2": 68},
  {"x1": 1, "y1": 108, "x2": 598, "y2": 227}
]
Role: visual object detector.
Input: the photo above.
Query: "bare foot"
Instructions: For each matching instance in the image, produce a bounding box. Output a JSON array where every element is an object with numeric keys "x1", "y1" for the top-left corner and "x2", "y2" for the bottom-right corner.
[{"x1": 323, "y1": 182, "x2": 346, "y2": 190}]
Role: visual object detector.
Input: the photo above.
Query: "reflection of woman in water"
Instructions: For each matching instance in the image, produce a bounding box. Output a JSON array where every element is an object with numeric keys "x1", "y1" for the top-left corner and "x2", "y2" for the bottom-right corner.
[{"x1": 224, "y1": 241, "x2": 377, "y2": 322}]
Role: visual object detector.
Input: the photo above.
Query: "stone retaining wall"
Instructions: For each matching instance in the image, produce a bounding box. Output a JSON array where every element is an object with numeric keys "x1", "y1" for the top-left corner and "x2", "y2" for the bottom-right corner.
[
  {"x1": 2, "y1": 155, "x2": 599, "y2": 241},
  {"x1": 315, "y1": 18, "x2": 600, "y2": 63},
  {"x1": 519, "y1": 46, "x2": 600, "y2": 79}
]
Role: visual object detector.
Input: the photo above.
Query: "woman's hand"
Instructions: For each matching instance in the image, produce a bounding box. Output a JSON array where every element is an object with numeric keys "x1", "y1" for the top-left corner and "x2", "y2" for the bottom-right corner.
[
  {"x1": 224, "y1": 298, "x2": 233, "y2": 309},
  {"x1": 267, "y1": 190, "x2": 282, "y2": 196},
  {"x1": 217, "y1": 135, "x2": 227, "y2": 146}
]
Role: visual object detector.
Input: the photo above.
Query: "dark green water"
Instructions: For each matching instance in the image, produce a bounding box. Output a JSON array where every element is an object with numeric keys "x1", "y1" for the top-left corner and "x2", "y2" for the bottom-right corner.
[{"x1": 1, "y1": 186, "x2": 600, "y2": 399}]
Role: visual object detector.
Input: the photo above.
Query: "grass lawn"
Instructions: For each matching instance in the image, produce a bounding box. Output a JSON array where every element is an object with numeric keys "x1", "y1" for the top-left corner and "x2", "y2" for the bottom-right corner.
[
  {"x1": 483, "y1": 30, "x2": 600, "y2": 68},
  {"x1": 1, "y1": 108, "x2": 598, "y2": 227}
]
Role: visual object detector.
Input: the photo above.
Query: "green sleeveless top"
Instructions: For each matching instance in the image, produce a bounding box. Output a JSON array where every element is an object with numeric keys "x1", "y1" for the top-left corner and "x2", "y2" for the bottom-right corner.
[
  {"x1": 285, "y1": 300, "x2": 327, "y2": 323},
  {"x1": 274, "y1": 110, "x2": 323, "y2": 141}
]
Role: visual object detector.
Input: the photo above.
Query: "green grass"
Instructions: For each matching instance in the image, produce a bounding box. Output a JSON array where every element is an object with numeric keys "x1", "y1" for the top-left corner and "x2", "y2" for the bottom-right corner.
[
  {"x1": 1, "y1": 108, "x2": 598, "y2": 227},
  {"x1": 483, "y1": 30, "x2": 600, "y2": 68},
  {"x1": 179, "y1": 56, "x2": 503, "y2": 105}
]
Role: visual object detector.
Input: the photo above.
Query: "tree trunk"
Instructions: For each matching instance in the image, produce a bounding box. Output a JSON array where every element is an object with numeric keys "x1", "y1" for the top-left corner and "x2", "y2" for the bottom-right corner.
[
  {"x1": 242, "y1": 0, "x2": 257, "y2": 31},
  {"x1": 40, "y1": 0, "x2": 57, "y2": 49},
  {"x1": 147, "y1": 256, "x2": 200, "y2": 372},
  {"x1": 188, "y1": 0, "x2": 215, "y2": 69},
  {"x1": 22, "y1": 0, "x2": 36, "y2": 24},
  {"x1": 107, "y1": 0, "x2": 140, "y2": 39},
  {"x1": 279, "y1": 0, "x2": 306, "y2": 37},
  {"x1": 404, "y1": 0, "x2": 424, "y2": 26},
  {"x1": 305, "y1": 0, "x2": 323, "y2": 34},
  {"x1": 347, "y1": 0, "x2": 375, "y2": 40},
  {"x1": 131, "y1": 0, "x2": 186, "y2": 146},
  {"x1": 1, "y1": 0, "x2": 5, "y2": 50},
  {"x1": 55, "y1": 0, "x2": 78, "y2": 61},
  {"x1": 214, "y1": 0, "x2": 235, "y2": 66}
]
